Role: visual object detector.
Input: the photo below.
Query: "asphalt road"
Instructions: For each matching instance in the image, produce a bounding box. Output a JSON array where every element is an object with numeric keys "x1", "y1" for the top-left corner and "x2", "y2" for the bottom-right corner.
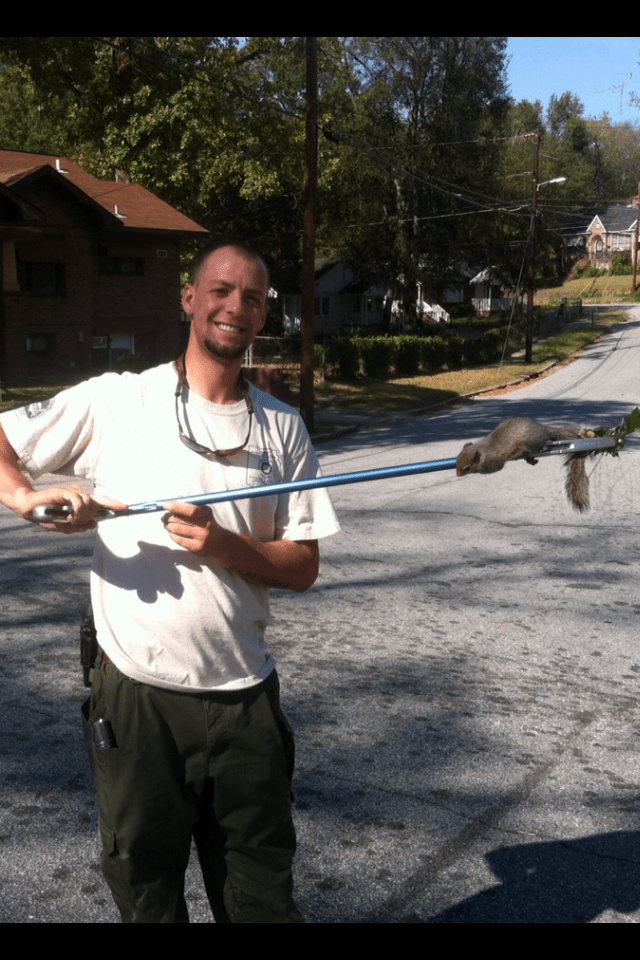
[{"x1": 1, "y1": 309, "x2": 639, "y2": 922}]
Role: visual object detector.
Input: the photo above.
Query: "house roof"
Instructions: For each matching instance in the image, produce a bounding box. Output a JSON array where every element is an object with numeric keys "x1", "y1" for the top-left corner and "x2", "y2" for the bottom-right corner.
[
  {"x1": 0, "y1": 149, "x2": 207, "y2": 237},
  {"x1": 586, "y1": 205, "x2": 637, "y2": 235},
  {"x1": 470, "y1": 267, "x2": 502, "y2": 285}
]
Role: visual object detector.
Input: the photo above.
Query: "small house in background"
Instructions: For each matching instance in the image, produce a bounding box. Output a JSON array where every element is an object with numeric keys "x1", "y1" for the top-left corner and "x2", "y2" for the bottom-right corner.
[
  {"x1": 280, "y1": 259, "x2": 387, "y2": 336},
  {"x1": 468, "y1": 268, "x2": 513, "y2": 315},
  {"x1": 0, "y1": 149, "x2": 207, "y2": 383},
  {"x1": 442, "y1": 267, "x2": 513, "y2": 316},
  {"x1": 585, "y1": 205, "x2": 638, "y2": 270}
]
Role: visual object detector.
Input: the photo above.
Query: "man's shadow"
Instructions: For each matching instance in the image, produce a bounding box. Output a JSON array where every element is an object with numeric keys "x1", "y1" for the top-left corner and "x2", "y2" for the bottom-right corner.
[{"x1": 427, "y1": 831, "x2": 640, "y2": 923}]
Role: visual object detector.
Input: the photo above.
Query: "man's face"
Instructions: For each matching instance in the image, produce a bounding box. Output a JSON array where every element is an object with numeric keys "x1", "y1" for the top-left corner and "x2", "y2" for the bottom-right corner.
[{"x1": 182, "y1": 247, "x2": 268, "y2": 361}]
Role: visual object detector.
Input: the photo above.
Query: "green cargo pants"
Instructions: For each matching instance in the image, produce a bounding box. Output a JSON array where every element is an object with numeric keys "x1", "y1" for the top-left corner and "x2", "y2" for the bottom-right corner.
[{"x1": 82, "y1": 661, "x2": 303, "y2": 923}]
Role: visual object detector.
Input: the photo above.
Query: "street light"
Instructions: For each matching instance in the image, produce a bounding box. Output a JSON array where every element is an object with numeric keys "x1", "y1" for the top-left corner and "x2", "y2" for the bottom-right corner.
[
  {"x1": 538, "y1": 177, "x2": 567, "y2": 190},
  {"x1": 525, "y1": 133, "x2": 567, "y2": 363}
]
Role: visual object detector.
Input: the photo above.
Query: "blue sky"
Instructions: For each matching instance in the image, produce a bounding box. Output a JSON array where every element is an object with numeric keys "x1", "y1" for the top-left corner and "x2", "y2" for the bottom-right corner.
[{"x1": 507, "y1": 37, "x2": 640, "y2": 123}]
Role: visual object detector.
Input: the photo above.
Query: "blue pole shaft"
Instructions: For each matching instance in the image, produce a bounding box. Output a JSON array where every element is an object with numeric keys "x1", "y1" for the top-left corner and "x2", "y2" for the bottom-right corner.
[{"x1": 124, "y1": 457, "x2": 459, "y2": 516}]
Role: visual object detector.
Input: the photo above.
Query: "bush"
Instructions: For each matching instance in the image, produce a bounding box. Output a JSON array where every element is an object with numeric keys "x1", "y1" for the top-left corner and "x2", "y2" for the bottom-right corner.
[
  {"x1": 610, "y1": 254, "x2": 634, "y2": 276},
  {"x1": 357, "y1": 336, "x2": 394, "y2": 378},
  {"x1": 395, "y1": 336, "x2": 422, "y2": 376},
  {"x1": 463, "y1": 336, "x2": 484, "y2": 366},
  {"x1": 446, "y1": 335, "x2": 465, "y2": 369},
  {"x1": 112, "y1": 351, "x2": 154, "y2": 373},
  {"x1": 421, "y1": 336, "x2": 448, "y2": 372},
  {"x1": 335, "y1": 337, "x2": 359, "y2": 379},
  {"x1": 483, "y1": 327, "x2": 506, "y2": 363},
  {"x1": 582, "y1": 263, "x2": 606, "y2": 278}
]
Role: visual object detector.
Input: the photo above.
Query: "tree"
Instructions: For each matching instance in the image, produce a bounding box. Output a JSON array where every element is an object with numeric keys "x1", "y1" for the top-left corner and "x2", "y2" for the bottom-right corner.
[
  {"x1": 507, "y1": 99, "x2": 544, "y2": 137},
  {"x1": 585, "y1": 115, "x2": 640, "y2": 203},
  {"x1": 499, "y1": 93, "x2": 617, "y2": 290},
  {"x1": 546, "y1": 91, "x2": 585, "y2": 139},
  {"x1": 0, "y1": 61, "x2": 74, "y2": 155},
  {"x1": 0, "y1": 38, "x2": 340, "y2": 280},
  {"x1": 318, "y1": 37, "x2": 510, "y2": 325}
]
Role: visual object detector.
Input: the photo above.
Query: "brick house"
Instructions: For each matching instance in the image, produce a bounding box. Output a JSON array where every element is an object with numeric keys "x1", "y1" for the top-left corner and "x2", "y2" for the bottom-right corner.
[
  {"x1": 0, "y1": 150, "x2": 207, "y2": 384},
  {"x1": 585, "y1": 205, "x2": 638, "y2": 270}
]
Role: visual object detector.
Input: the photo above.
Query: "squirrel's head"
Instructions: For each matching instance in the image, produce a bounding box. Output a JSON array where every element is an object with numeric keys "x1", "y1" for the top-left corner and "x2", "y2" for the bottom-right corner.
[{"x1": 456, "y1": 443, "x2": 481, "y2": 476}]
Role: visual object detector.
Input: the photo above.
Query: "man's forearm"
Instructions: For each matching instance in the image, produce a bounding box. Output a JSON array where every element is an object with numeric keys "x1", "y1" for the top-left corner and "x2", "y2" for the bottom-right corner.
[
  {"x1": 212, "y1": 531, "x2": 319, "y2": 593},
  {"x1": 0, "y1": 423, "x2": 126, "y2": 531},
  {"x1": 162, "y1": 499, "x2": 319, "y2": 592},
  {"x1": 0, "y1": 423, "x2": 35, "y2": 513}
]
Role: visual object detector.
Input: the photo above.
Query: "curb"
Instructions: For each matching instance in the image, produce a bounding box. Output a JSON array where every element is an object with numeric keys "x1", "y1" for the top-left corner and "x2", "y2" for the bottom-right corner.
[{"x1": 311, "y1": 360, "x2": 563, "y2": 443}]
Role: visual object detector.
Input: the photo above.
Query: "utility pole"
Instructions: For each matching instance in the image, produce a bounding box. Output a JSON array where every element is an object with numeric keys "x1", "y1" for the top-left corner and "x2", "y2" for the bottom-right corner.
[
  {"x1": 633, "y1": 183, "x2": 640, "y2": 294},
  {"x1": 300, "y1": 37, "x2": 318, "y2": 432},
  {"x1": 524, "y1": 134, "x2": 566, "y2": 362},
  {"x1": 525, "y1": 131, "x2": 540, "y2": 365}
]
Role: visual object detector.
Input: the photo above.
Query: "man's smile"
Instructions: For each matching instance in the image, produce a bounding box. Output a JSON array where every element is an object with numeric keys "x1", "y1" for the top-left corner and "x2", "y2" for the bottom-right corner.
[{"x1": 214, "y1": 322, "x2": 244, "y2": 333}]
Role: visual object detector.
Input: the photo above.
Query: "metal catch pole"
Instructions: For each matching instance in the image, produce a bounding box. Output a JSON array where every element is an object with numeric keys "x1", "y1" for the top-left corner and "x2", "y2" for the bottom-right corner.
[{"x1": 30, "y1": 435, "x2": 620, "y2": 524}]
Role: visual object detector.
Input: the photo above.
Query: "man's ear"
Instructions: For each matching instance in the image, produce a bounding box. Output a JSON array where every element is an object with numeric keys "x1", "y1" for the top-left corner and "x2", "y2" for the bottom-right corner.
[{"x1": 182, "y1": 283, "x2": 195, "y2": 316}]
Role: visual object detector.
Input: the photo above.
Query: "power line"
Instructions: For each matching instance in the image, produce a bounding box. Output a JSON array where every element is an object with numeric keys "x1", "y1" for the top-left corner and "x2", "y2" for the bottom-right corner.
[{"x1": 346, "y1": 205, "x2": 531, "y2": 229}]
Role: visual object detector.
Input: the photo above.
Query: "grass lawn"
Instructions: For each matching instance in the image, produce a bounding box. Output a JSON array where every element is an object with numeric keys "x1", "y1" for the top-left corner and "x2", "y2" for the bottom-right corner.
[{"x1": 536, "y1": 275, "x2": 640, "y2": 304}]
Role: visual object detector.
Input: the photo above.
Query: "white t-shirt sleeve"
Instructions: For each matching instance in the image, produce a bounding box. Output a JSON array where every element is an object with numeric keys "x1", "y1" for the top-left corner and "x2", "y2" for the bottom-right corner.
[
  {"x1": 274, "y1": 428, "x2": 340, "y2": 543},
  {"x1": 0, "y1": 376, "x2": 113, "y2": 482}
]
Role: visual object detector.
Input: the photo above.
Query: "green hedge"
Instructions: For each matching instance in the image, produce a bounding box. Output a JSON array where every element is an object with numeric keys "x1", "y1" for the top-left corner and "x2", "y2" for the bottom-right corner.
[
  {"x1": 335, "y1": 337, "x2": 359, "y2": 379},
  {"x1": 356, "y1": 336, "x2": 393, "y2": 378},
  {"x1": 327, "y1": 329, "x2": 505, "y2": 378},
  {"x1": 421, "y1": 336, "x2": 448, "y2": 372},
  {"x1": 395, "y1": 337, "x2": 423, "y2": 376}
]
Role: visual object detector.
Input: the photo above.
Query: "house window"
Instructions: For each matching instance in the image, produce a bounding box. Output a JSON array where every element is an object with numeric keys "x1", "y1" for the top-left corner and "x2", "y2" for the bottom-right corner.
[
  {"x1": 19, "y1": 262, "x2": 66, "y2": 297},
  {"x1": 26, "y1": 333, "x2": 55, "y2": 357},
  {"x1": 314, "y1": 297, "x2": 330, "y2": 316},
  {"x1": 100, "y1": 257, "x2": 144, "y2": 277},
  {"x1": 612, "y1": 235, "x2": 631, "y2": 251}
]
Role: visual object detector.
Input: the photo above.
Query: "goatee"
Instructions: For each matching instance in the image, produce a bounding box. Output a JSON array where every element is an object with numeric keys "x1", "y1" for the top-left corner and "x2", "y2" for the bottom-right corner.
[{"x1": 204, "y1": 338, "x2": 247, "y2": 361}]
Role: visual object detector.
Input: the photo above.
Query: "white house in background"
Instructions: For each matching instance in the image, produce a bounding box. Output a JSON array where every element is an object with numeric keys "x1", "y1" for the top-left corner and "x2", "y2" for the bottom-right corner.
[
  {"x1": 443, "y1": 266, "x2": 513, "y2": 315},
  {"x1": 282, "y1": 258, "x2": 453, "y2": 335},
  {"x1": 282, "y1": 259, "x2": 386, "y2": 335},
  {"x1": 468, "y1": 268, "x2": 513, "y2": 314}
]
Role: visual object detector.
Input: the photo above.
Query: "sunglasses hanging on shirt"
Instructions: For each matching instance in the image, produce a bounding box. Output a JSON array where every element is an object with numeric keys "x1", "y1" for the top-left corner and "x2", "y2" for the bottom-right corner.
[{"x1": 174, "y1": 354, "x2": 253, "y2": 459}]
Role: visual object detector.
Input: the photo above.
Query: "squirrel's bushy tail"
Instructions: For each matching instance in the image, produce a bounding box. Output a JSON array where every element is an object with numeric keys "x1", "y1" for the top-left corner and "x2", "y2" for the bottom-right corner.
[{"x1": 565, "y1": 454, "x2": 589, "y2": 513}]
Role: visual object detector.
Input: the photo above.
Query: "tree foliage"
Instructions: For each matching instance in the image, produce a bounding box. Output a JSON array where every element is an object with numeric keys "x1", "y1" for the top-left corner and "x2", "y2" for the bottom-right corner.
[{"x1": 319, "y1": 37, "x2": 510, "y2": 323}]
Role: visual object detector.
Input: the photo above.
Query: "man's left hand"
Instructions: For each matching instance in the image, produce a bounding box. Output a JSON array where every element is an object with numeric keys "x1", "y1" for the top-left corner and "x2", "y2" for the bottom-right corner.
[
  {"x1": 162, "y1": 500, "x2": 224, "y2": 558},
  {"x1": 161, "y1": 499, "x2": 319, "y2": 592}
]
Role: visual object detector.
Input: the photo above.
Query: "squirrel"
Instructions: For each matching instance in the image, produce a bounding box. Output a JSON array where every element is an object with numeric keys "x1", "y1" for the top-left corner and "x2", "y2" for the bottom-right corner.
[{"x1": 456, "y1": 417, "x2": 589, "y2": 513}]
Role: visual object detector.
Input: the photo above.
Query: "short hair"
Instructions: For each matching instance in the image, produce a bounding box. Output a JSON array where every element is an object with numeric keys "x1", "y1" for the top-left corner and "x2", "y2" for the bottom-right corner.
[{"x1": 189, "y1": 239, "x2": 270, "y2": 289}]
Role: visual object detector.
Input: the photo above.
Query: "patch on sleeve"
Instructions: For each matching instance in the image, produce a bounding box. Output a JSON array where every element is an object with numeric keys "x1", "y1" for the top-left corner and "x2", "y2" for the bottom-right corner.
[{"x1": 17, "y1": 398, "x2": 56, "y2": 420}]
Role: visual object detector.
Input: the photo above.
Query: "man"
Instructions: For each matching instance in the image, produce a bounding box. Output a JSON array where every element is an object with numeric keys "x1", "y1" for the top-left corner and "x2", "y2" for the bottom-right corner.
[{"x1": 0, "y1": 242, "x2": 340, "y2": 923}]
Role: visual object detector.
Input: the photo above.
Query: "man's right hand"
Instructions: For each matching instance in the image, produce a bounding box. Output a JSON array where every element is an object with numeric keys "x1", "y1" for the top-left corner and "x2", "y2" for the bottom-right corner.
[
  {"x1": 0, "y1": 423, "x2": 127, "y2": 533},
  {"x1": 12, "y1": 486, "x2": 127, "y2": 534}
]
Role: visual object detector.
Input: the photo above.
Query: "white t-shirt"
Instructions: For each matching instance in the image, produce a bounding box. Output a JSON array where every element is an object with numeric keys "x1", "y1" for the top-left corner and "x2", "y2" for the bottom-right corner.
[{"x1": 1, "y1": 363, "x2": 340, "y2": 692}]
